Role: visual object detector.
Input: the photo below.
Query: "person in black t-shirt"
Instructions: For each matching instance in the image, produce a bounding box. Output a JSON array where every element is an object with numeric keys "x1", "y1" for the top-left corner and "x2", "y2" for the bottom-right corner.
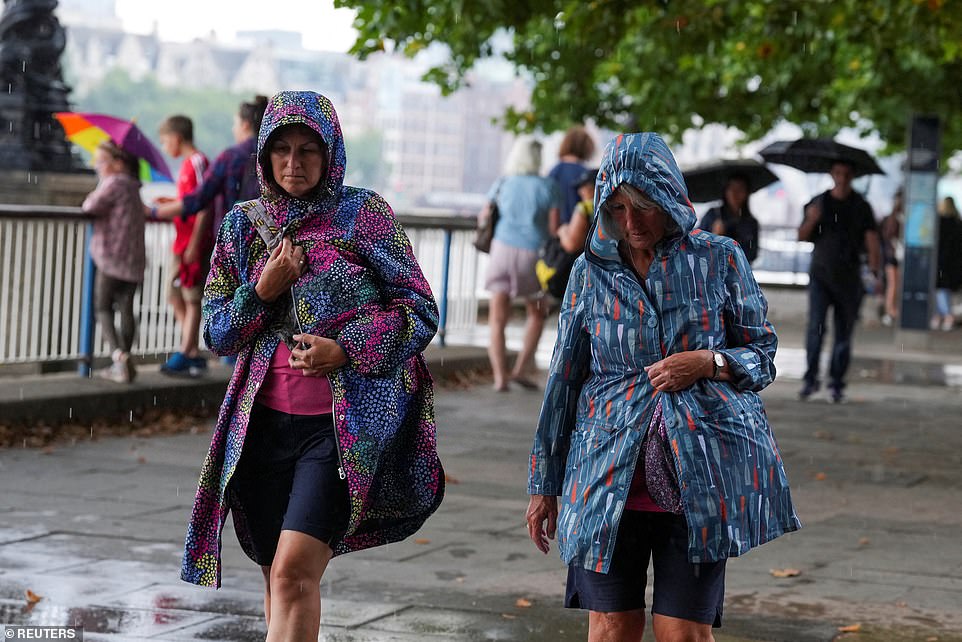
[
  {"x1": 697, "y1": 173, "x2": 760, "y2": 263},
  {"x1": 797, "y1": 161, "x2": 880, "y2": 402}
]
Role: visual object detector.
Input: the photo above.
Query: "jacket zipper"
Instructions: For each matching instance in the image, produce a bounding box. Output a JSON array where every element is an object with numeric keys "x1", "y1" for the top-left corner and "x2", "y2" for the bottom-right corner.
[
  {"x1": 285, "y1": 224, "x2": 346, "y2": 482},
  {"x1": 327, "y1": 374, "x2": 347, "y2": 480}
]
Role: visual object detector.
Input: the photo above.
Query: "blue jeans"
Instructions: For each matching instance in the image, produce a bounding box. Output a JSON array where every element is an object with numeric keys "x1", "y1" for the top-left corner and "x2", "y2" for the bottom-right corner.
[
  {"x1": 804, "y1": 278, "x2": 862, "y2": 390},
  {"x1": 936, "y1": 289, "x2": 953, "y2": 316}
]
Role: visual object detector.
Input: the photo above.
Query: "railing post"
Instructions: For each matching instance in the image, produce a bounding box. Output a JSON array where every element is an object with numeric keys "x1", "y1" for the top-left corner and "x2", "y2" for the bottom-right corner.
[
  {"x1": 437, "y1": 228, "x2": 452, "y2": 347},
  {"x1": 78, "y1": 224, "x2": 96, "y2": 377}
]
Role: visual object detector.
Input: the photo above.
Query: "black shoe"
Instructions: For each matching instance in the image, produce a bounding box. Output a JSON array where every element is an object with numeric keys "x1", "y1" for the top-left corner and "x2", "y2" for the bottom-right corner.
[
  {"x1": 829, "y1": 386, "x2": 845, "y2": 404},
  {"x1": 799, "y1": 381, "x2": 819, "y2": 400}
]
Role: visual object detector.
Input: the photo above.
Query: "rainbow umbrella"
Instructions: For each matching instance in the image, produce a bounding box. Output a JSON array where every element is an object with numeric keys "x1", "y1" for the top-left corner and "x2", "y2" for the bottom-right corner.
[{"x1": 54, "y1": 112, "x2": 173, "y2": 182}]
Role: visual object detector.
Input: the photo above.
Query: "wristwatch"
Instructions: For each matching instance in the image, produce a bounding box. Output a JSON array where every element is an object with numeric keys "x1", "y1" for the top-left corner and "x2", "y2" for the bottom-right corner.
[{"x1": 711, "y1": 351, "x2": 725, "y2": 379}]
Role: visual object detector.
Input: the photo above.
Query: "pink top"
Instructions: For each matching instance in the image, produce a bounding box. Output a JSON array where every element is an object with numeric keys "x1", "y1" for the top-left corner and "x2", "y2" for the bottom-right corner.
[
  {"x1": 256, "y1": 342, "x2": 333, "y2": 415},
  {"x1": 625, "y1": 462, "x2": 667, "y2": 512}
]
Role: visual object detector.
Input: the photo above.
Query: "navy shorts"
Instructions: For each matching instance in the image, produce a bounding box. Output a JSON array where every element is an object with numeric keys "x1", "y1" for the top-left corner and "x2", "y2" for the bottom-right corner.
[
  {"x1": 565, "y1": 511, "x2": 726, "y2": 627},
  {"x1": 229, "y1": 403, "x2": 350, "y2": 566}
]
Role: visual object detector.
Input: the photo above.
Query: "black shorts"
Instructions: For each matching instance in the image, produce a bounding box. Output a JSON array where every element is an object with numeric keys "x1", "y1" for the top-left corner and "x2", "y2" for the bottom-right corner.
[
  {"x1": 565, "y1": 511, "x2": 726, "y2": 627},
  {"x1": 229, "y1": 403, "x2": 350, "y2": 566}
]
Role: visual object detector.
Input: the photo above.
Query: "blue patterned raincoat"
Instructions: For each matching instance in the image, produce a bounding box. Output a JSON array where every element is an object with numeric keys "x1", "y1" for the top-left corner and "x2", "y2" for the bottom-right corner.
[{"x1": 528, "y1": 133, "x2": 800, "y2": 574}]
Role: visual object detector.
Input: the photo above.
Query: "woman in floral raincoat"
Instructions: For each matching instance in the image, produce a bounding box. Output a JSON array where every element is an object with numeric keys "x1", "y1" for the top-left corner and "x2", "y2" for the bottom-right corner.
[
  {"x1": 181, "y1": 91, "x2": 444, "y2": 640},
  {"x1": 526, "y1": 133, "x2": 800, "y2": 641}
]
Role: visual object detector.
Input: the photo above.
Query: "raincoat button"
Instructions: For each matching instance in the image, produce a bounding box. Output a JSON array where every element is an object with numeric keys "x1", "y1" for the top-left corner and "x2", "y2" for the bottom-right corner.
[
  {"x1": 338, "y1": 414, "x2": 345, "y2": 421},
  {"x1": 647, "y1": 317, "x2": 658, "y2": 328}
]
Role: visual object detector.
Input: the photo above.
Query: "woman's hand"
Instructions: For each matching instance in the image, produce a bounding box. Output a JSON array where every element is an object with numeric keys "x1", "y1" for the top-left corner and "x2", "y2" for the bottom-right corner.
[
  {"x1": 289, "y1": 333, "x2": 348, "y2": 376},
  {"x1": 255, "y1": 236, "x2": 306, "y2": 303},
  {"x1": 525, "y1": 495, "x2": 558, "y2": 554},
  {"x1": 645, "y1": 350, "x2": 715, "y2": 392}
]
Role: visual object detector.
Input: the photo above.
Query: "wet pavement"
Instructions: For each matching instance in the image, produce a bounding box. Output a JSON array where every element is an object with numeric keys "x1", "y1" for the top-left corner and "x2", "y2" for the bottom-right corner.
[{"x1": 2, "y1": 287, "x2": 962, "y2": 641}]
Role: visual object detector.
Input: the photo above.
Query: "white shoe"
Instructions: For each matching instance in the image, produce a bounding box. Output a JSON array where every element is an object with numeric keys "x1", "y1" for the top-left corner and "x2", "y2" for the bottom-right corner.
[
  {"x1": 941, "y1": 317, "x2": 955, "y2": 332},
  {"x1": 98, "y1": 360, "x2": 129, "y2": 383}
]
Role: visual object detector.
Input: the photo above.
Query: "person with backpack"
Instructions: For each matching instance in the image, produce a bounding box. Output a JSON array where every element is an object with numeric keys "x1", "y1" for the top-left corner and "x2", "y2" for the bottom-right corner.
[{"x1": 536, "y1": 168, "x2": 597, "y2": 299}]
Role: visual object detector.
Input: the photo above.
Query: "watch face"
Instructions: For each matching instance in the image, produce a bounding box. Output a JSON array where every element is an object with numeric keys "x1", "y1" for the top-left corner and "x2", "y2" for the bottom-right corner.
[{"x1": 714, "y1": 352, "x2": 725, "y2": 367}]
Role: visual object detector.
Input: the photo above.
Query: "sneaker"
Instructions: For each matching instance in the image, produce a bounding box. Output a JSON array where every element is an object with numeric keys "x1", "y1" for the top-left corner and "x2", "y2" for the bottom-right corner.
[
  {"x1": 188, "y1": 356, "x2": 208, "y2": 377},
  {"x1": 881, "y1": 314, "x2": 894, "y2": 327},
  {"x1": 829, "y1": 385, "x2": 845, "y2": 404},
  {"x1": 160, "y1": 352, "x2": 192, "y2": 376},
  {"x1": 799, "y1": 381, "x2": 820, "y2": 401},
  {"x1": 941, "y1": 317, "x2": 955, "y2": 332},
  {"x1": 98, "y1": 360, "x2": 129, "y2": 383},
  {"x1": 119, "y1": 351, "x2": 136, "y2": 383}
]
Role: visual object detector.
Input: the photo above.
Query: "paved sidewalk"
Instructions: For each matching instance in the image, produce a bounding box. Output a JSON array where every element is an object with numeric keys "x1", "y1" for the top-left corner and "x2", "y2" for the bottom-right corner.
[{"x1": 1, "y1": 287, "x2": 961, "y2": 641}]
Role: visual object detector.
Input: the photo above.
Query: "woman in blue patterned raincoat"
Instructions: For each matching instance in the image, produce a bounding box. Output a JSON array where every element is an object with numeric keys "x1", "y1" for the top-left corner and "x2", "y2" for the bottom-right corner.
[{"x1": 526, "y1": 133, "x2": 800, "y2": 641}]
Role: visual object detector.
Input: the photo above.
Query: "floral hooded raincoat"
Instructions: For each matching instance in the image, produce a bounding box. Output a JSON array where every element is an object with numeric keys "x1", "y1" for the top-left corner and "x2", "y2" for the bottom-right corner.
[
  {"x1": 182, "y1": 91, "x2": 444, "y2": 588},
  {"x1": 528, "y1": 133, "x2": 800, "y2": 574}
]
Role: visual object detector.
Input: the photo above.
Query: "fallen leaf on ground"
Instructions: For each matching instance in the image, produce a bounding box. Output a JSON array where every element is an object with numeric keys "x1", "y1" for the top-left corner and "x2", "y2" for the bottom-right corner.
[
  {"x1": 25, "y1": 589, "x2": 42, "y2": 604},
  {"x1": 501, "y1": 613, "x2": 517, "y2": 620},
  {"x1": 814, "y1": 430, "x2": 834, "y2": 440},
  {"x1": 137, "y1": 456, "x2": 147, "y2": 464},
  {"x1": 838, "y1": 623, "x2": 862, "y2": 633},
  {"x1": 814, "y1": 472, "x2": 827, "y2": 481},
  {"x1": 857, "y1": 537, "x2": 871, "y2": 547},
  {"x1": 414, "y1": 538, "x2": 431, "y2": 545},
  {"x1": 515, "y1": 598, "x2": 533, "y2": 608},
  {"x1": 925, "y1": 637, "x2": 939, "y2": 641},
  {"x1": 769, "y1": 568, "x2": 801, "y2": 578}
]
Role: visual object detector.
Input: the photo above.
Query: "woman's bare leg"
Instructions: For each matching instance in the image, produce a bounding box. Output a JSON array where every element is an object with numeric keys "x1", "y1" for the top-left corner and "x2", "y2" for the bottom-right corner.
[
  {"x1": 487, "y1": 291, "x2": 511, "y2": 391},
  {"x1": 588, "y1": 609, "x2": 645, "y2": 642},
  {"x1": 510, "y1": 297, "x2": 547, "y2": 382},
  {"x1": 651, "y1": 613, "x2": 715, "y2": 642},
  {"x1": 265, "y1": 530, "x2": 334, "y2": 642}
]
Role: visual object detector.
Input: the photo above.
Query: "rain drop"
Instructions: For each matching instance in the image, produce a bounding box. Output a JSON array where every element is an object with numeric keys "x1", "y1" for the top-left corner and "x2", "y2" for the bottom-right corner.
[
  {"x1": 69, "y1": 407, "x2": 73, "y2": 419},
  {"x1": 129, "y1": 410, "x2": 133, "y2": 422}
]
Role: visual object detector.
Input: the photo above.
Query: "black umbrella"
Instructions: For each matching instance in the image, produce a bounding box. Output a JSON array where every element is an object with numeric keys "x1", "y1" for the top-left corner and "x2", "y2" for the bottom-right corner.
[
  {"x1": 758, "y1": 138, "x2": 884, "y2": 177},
  {"x1": 681, "y1": 159, "x2": 779, "y2": 203}
]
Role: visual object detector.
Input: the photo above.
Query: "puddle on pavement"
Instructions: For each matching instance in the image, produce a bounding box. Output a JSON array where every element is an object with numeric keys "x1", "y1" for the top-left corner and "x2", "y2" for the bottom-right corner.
[
  {"x1": 776, "y1": 348, "x2": 962, "y2": 387},
  {"x1": 0, "y1": 599, "x2": 201, "y2": 636}
]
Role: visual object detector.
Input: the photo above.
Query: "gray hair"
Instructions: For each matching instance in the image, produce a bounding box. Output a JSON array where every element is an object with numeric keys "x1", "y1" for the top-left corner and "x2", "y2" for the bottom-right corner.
[
  {"x1": 504, "y1": 136, "x2": 543, "y2": 176},
  {"x1": 600, "y1": 183, "x2": 681, "y2": 240}
]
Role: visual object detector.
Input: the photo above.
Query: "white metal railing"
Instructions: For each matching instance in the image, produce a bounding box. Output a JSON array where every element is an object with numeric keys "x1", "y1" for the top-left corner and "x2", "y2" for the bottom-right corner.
[{"x1": 0, "y1": 206, "x2": 481, "y2": 369}]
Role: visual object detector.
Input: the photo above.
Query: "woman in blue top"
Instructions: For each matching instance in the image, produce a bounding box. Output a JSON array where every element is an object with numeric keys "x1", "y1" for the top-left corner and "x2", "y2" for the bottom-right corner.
[
  {"x1": 480, "y1": 137, "x2": 561, "y2": 391},
  {"x1": 526, "y1": 133, "x2": 800, "y2": 641}
]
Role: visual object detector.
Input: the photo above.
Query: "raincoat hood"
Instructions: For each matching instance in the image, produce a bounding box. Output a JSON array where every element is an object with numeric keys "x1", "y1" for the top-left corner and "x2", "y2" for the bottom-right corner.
[
  {"x1": 590, "y1": 133, "x2": 697, "y2": 261},
  {"x1": 256, "y1": 91, "x2": 347, "y2": 226}
]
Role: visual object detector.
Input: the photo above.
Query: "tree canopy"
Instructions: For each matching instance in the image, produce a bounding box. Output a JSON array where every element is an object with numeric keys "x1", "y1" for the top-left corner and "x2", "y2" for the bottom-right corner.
[{"x1": 337, "y1": 0, "x2": 962, "y2": 158}]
